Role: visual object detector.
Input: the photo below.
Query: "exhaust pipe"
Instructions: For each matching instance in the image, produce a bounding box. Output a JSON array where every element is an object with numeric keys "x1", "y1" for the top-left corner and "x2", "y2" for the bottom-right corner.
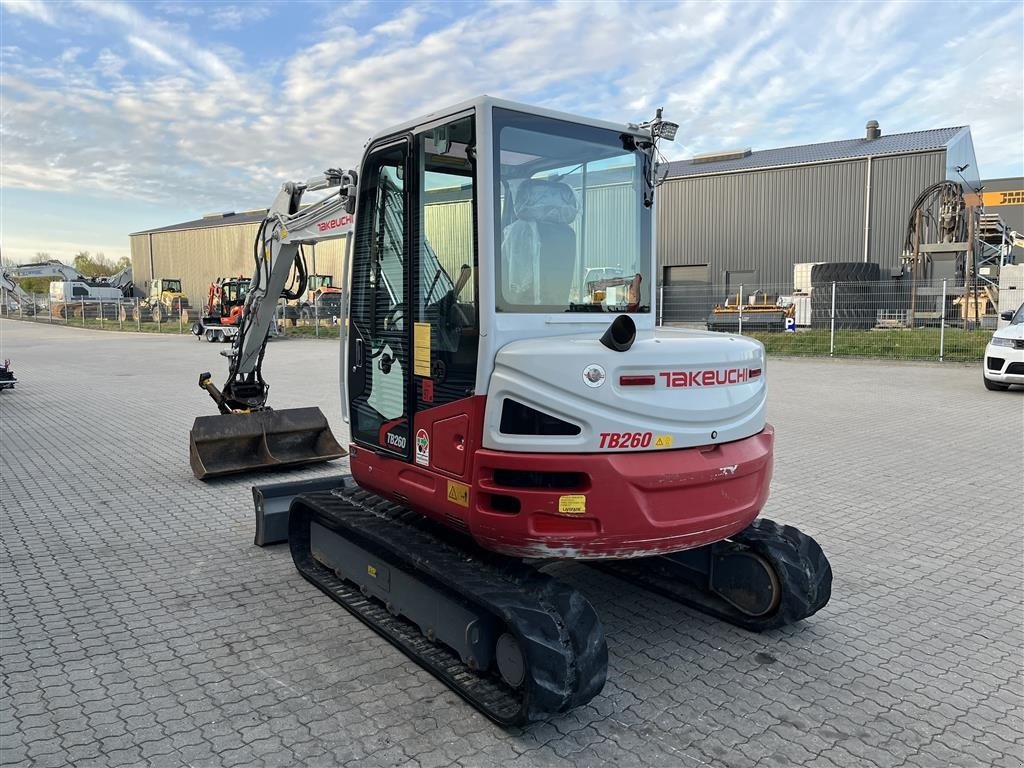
[{"x1": 600, "y1": 315, "x2": 636, "y2": 352}]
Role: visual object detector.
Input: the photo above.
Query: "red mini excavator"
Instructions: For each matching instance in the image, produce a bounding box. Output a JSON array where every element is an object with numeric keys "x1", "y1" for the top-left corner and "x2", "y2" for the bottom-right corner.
[{"x1": 190, "y1": 97, "x2": 832, "y2": 726}]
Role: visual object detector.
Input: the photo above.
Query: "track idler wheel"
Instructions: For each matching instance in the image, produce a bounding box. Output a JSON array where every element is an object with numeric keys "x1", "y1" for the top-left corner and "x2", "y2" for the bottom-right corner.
[
  {"x1": 710, "y1": 518, "x2": 831, "y2": 631},
  {"x1": 601, "y1": 518, "x2": 831, "y2": 633}
]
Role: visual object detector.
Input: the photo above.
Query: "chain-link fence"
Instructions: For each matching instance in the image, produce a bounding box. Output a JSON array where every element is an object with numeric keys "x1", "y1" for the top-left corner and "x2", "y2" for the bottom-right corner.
[
  {"x1": 659, "y1": 279, "x2": 996, "y2": 362},
  {"x1": 3, "y1": 281, "x2": 995, "y2": 361},
  {"x1": 0, "y1": 290, "x2": 344, "y2": 339}
]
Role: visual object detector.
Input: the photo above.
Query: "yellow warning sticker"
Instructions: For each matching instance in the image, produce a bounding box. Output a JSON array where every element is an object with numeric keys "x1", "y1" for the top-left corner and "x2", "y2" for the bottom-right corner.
[
  {"x1": 558, "y1": 495, "x2": 587, "y2": 515},
  {"x1": 446, "y1": 480, "x2": 470, "y2": 508},
  {"x1": 414, "y1": 322, "x2": 432, "y2": 377},
  {"x1": 654, "y1": 434, "x2": 673, "y2": 448},
  {"x1": 367, "y1": 564, "x2": 377, "y2": 578}
]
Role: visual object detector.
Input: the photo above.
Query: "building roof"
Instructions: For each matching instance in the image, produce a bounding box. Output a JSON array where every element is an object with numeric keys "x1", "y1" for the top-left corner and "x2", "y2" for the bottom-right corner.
[
  {"x1": 664, "y1": 126, "x2": 968, "y2": 179},
  {"x1": 131, "y1": 209, "x2": 268, "y2": 236}
]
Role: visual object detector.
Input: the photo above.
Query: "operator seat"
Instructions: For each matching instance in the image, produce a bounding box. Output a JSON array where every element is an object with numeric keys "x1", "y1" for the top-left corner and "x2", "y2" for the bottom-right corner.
[{"x1": 501, "y1": 179, "x2": 579, "y2": 307}]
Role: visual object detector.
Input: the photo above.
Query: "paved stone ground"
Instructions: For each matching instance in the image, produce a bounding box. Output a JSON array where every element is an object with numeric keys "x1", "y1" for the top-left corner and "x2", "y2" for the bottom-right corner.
[{"x1": 1, "y1": 319, "x2": 1021, "y2": 768}]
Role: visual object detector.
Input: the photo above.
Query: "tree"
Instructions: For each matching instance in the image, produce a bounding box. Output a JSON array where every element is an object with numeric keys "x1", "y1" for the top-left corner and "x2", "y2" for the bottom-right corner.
[{"x1": 72, "y1": 251, "x2": 127, "y2": 277}]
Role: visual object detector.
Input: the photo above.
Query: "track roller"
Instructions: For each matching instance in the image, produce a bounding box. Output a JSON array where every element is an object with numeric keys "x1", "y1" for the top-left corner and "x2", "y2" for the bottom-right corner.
[
  {"x1": 601, "y1": 518, "x2": 831, "y2": 632},
  {"x1": 289, "y1": 488, "x2": 607, "y2": 726}
]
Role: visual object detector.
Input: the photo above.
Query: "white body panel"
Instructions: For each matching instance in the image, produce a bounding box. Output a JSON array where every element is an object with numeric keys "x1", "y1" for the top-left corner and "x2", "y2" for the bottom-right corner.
[
  {"x1": 49, "y1": 281, "x2": 124, "y2": 302},
  {"x1": 484, "y1": 327, "x2": 766, "y2": 452},
  {"x1": 338, "y1": 95, "x2": 759, "y2": 451},
  {"x1": 983, "y1": 307, "x2": 1024, "y2": 385}
]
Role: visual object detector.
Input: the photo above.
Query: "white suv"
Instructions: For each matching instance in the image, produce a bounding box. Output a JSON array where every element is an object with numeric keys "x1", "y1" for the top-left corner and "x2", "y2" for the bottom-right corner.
[{"x1": 983, "y1": 302, "x2": 1024, "y2": 391}]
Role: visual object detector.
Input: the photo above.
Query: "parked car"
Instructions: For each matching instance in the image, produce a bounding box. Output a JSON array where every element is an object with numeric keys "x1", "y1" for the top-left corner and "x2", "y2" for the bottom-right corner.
[{"x1": 983, "y1": 302, "x2": 1024, "y2": 391}]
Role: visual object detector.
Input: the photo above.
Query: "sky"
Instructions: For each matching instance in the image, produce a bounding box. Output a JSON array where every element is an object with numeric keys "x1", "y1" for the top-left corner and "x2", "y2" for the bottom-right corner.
[{"x1": 1, "y1": 0, "x2": 1022, "y2": 264}]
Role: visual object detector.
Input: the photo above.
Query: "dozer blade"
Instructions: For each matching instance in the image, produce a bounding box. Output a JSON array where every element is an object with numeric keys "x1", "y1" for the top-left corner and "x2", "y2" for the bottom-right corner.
[{"x1": 189, "y1": 407, "x2": 346, "y2": 480}]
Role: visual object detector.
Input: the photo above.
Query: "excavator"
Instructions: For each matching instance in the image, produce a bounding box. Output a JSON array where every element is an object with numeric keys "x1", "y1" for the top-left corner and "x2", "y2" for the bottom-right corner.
[
  {"x1": 189, "y1": 96, "x2": 832, "y2": 726},
  {"x1": 190, "y1": 276, "x2": 252, "y2": 343}
]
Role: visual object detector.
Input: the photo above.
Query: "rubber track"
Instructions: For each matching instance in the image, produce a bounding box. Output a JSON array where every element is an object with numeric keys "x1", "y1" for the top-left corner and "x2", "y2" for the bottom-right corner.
[
  {"x1": 599, "y1": 517, "x2": 832, "y2": 633},
  {"x1": 289, "y1": 488, "x2": 607, "y2": 726}
]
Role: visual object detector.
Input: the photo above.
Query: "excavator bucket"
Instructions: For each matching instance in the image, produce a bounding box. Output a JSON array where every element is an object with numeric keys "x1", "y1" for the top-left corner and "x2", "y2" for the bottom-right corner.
[{"x1": 189, "y1": 407, "x2": 346, "y2": 480}]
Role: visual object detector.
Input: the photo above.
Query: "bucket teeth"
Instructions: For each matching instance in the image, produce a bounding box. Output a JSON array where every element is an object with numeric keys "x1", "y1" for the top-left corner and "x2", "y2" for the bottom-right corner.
[{"x1": 189, "y1": 407, "x2": 345, "y2": 480}]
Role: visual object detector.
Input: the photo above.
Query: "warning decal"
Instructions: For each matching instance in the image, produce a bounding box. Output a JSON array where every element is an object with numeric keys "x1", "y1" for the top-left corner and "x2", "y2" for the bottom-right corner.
[
  {"x1": 558, "y1": 495, "x2": 587, "y2": 514},
  {"x1": 414, "y1": 323, "x2": 431, "y2": 377},
  {"x1": 415, "y1": 428, "x2": 430, "y2": 466},
  {"x1": 446, "y1": 480, "x2": 470, "y2": 508}
]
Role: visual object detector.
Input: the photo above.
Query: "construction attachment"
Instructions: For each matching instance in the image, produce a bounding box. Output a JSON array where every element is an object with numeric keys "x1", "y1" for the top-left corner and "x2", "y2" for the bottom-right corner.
[
  {"x1": 189, "y1": 407, "x2": 345, "y2": 480},
  {"x1": 289, "y1": 487, "x2": 608, "y2": 726},
  {"x1": 253, "y1": 474, "x2": 351, "y2": 546}
]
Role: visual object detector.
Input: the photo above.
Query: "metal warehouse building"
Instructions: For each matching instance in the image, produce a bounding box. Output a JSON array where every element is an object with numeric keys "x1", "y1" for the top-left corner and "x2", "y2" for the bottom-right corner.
[
  {"x1": 130, "y1": 211, "x2": 349, "y2": 310},
  {"x1": 656, "y1": 121, "x2": 980, "y2": 302},
  {"x1": 132, "y1": 120, "x2": 1019, "y2": 323}
]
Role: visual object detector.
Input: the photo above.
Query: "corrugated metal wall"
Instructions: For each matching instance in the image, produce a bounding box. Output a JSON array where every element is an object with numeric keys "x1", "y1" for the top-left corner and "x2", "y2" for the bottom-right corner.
[
  {"x1": 424, "y1": 201, "x2": 475, "y2": 300},
  {"x1": 131, "y1": 151, "x2": 951, "y2": 307},
  {"x1": 579, "y1": 183, "x2": 638, "y2": 271},
  {"x1": 868, "y1": 152, "x2": 946, "y2": 271},
  {"x1": 657, "y1": 151, "x2": 947, "y2": 289}
]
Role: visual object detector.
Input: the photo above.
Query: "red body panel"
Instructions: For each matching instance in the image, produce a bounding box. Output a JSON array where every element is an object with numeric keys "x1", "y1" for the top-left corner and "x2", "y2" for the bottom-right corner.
[{"x1": 350, "y1": 395, "x2": 773, "y2": 560}]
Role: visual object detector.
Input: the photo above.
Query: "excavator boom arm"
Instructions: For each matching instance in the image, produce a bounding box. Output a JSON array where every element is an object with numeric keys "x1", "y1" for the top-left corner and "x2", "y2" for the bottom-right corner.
[{"x1": 201, "y1": 170, "x2": 356, "y2": 414}]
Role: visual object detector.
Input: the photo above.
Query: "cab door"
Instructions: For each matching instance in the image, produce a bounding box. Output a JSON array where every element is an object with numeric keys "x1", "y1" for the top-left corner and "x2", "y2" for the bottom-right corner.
[{"x1": 348, "y1": 140, "x2": 413, "y2": 458}]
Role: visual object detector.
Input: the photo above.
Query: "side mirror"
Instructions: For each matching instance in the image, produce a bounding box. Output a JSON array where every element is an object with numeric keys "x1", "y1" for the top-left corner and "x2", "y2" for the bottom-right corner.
[{"x1": 1000, "y1": 309, "x2": 1015, "y2": 321}]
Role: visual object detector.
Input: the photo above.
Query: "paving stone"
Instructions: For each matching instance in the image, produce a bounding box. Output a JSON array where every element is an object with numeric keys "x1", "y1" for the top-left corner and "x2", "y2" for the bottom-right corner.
[{"x1": 1, "y1": 322, "x2": 1020, "y2": 768}]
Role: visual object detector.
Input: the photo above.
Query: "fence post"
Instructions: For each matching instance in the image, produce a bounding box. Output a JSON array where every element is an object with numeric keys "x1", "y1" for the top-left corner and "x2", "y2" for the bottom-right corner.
[
  {"x1": 314, "y1": 299, "x2": 320, "y2": 339},
  {"x1": 178, "y1": 300, "x2": 183, "y2": 334},
  {"x1": 939, "y1": 279, "x2": 947, "y2": 362},
  {"x1": 19, "y1": 292, "x2": 24, "y2": 320},
  {"x1": 657, "y1": 284, "x2": 664, "y2": 326},
  {"x1": 100, "y1": 298, "x2": 104, "y2": 329},
  {"x1": 119, "y1": 300, "x2": 123, "y2": 330},
  {"x1": 741, "y1": 280, "x2": 749, "y2": 331},
  {"x1": 81, "y1": 298, "x2": 86, "y2": 327},
  {"x1": 829, "y1": 282, "x2": 836, "y2": 357},
  {"x1": 136, "y1": 298, "x2": 141, "y2": 332}
]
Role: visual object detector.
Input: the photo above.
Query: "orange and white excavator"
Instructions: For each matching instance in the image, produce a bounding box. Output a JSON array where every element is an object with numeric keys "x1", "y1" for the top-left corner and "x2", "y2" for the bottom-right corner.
[
  {"x1": 190, "y1": 96, "x2": 832, "y2": 726},
  {"x1": 190, "y1": 276, "x2": 250, "y2": 343}
]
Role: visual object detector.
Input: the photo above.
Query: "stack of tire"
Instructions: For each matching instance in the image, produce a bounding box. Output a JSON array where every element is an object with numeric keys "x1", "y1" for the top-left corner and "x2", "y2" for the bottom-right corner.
[{"x1": 810, "y1": 262, "x2": 881, "y2": 330}]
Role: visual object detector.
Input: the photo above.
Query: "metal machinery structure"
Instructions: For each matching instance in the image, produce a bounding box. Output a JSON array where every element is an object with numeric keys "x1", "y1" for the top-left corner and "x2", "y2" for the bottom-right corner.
[
  {"x1": 0, "y1": 359, "x2": 15, "y2": 390},
  {"x1": 905, "y1": 181, "x2": 1018, "y2": 327},
  {"x1": 133, "y1": 277, "x2": 190, "y2": 323},
  {"x1": 190, "y1": 97, "x2": 832, "y2": 725},
  {"x1": 190, "y1": 276, "x2": 252, "y2": 343},
  {"x1": 282, "y1": 273, "x2": 343, "y2": 324},
  {"x1": 2, "y1": 260, "x2": 133, "y2": 318},
  {"x1": 706, "y1": 291, "x2": 796, "y2": 332},
  {"x1": 1, "y1": 270, "x2": 38, "y2": 315}
]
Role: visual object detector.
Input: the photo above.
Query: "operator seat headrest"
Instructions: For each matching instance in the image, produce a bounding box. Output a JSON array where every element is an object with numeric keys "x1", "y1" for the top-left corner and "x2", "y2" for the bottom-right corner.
[{"x1": 514, "y1": 179, "x2": 578, "y2": 225}]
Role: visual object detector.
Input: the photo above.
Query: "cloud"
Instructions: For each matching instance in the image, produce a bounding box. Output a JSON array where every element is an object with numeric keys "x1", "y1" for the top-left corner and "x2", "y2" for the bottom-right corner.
[
  {"x1": 1, "y1": 0, "x2": 55, "y2": 25},
  {"x1": 0, "y1": 0, "x2": 1020, "y2": 247},
  {"x1": 125, "y1": 35, "x2": 180, "y2": 69},
  {"x1": 209, "y1": 4, "x2": 273, "y2": 31}
]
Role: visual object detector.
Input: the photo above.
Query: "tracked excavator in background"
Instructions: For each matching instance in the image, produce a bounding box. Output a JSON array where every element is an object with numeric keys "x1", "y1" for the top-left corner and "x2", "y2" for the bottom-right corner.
[{"x1": 190, "y1": 96, "x2": 832, "y2": 726}]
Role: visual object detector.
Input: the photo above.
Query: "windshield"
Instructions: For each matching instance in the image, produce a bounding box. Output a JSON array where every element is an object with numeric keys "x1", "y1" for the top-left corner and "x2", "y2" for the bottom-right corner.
[
  {"x1": 493, "y1": 108, "x2": 651, "y2": 313},
  {"x1": 224, "y1": 282, "x2": 249, "y2": 303},
  {"x1": 310, "y1": 275, "x2": 333, "y2": 289},
  {"x1": 164, "y1": 280, "x2": 181, "y2": 293},
  {"x1": 1010, "y1": 303, "x2": 1024, "y2": 326}
]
